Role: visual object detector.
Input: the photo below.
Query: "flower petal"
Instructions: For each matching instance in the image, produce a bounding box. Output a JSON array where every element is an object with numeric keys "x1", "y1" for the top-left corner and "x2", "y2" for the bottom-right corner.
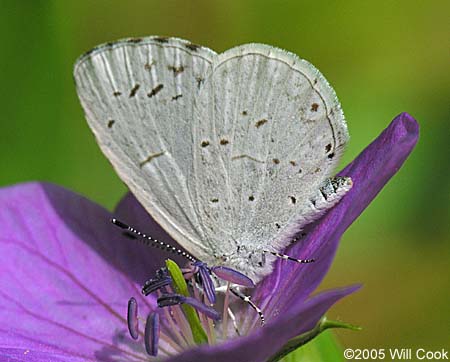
[
  {"x1": 0, "y1": 182, "x2": 164, "y2": 361},
  {"x1": 254, "y1": 113, "x2": 419, "y2": 318},
  {"x1": 0, "y1": 347, "x2": 91, "y2": 362},
  {"x1": 163, "y1": 285, "x2": 359, "y2": 362}
]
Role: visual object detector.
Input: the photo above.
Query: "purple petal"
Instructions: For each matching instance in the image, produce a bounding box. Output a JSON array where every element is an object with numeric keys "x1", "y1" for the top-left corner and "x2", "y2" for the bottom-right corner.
[
  {"x1": 144, "y1": 312, "x2": 160, "y2": 356},
  {"x1": 164, "y1": 285, "x2": 359, "y2": 362},
  {"x1": 127, "y1": 297, "x2": 139, "y2": 340},
  {"x1": 198, "y1": 265, "x2": 216, "y2": 304},
  {"x1": 183, "y1": 297, "x2": 221, "y2": 321},
  {"x1": 0, "y1": 182, "x2": 160, "y2": 361},
  {"x1": 0, "y1": 347, "x2": 91, "y2": 362},
  {"x1": 254, "y1": 113, "x2": 419, "y2": 318},
  {"x1": 211, "y1": 266, "x2": 255, "y2": 287}
]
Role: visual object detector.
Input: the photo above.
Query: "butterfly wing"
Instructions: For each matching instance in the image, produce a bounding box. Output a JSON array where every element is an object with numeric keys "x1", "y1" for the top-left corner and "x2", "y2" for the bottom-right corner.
[
  {"x1": 74, "y1": 37, "x2": 215, "y2": 261},
  {"x1": 75, "y1": 38, "x2": 350, "y2": 281},
  {"x1": 190, "y1": 44, "x2": 349, "y2": 278}
]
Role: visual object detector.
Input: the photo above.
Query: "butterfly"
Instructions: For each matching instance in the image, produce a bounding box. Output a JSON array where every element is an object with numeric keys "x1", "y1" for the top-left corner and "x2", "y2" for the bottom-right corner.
[{"x1": 74, "y1": 36, "x2": 351, "y2": 284}]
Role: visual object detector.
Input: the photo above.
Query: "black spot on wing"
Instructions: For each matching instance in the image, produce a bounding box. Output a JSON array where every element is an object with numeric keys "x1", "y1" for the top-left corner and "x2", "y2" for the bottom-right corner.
[
  {"x1": 128, "y1": 38, "x2": 143, "y2": 44},
  {"x1": 201, "y1": 140, "x2": 210, "y2": 147},
  {"x1": 107, "y1": 120, "x2": 115, "y2": 128},
  {"x1": 186, "y1": 43, "x2": 201, "y2": 51},
  {"x1": 172, "y1": 94, "x2": 183, "y2": 101},
  {"x1": 148, "y1": 84, "x2": 164, "y2": 98},
  {"x1": 168, "y1": 65, "x2": 185, "y2": 76},
  {"x1": 129, "y1": 84, "x2": 140, "y2": 97},
  {"x1": 154, "y1": 36, "x2": 169, "y2": 43},
  {"x1": 220, "y1": 139, "x2": 229, "y2": 145},
  {"x1": 196, "y1": 76, "x2": 204, "y2": 89},
  {"x1": 113, "y1": 91, "x2": 122, "y2": 97},
  {"x1": 255, "y1": 119, "x2": 268, "y2": 128}
]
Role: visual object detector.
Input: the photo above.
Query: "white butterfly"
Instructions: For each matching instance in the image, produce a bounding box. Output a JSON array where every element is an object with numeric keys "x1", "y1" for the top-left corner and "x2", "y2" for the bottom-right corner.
[{"x1": 74, "y1": 36, "x2": 352, "y2": 283}]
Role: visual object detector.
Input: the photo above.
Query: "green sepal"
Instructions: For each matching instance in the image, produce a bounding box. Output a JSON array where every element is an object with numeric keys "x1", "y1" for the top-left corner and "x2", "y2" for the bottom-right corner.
[
  {"x1": 165, "y1": 259, "x2": 208, "y2": 344},
  {"x1": 268, "y1": 316, "x2": 361, "y2": 362}
]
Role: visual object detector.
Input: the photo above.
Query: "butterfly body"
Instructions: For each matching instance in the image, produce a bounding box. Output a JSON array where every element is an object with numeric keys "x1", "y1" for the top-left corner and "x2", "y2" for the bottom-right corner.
[{"x1": 74, "y1": 36, "x2": 351, "y2": 283}]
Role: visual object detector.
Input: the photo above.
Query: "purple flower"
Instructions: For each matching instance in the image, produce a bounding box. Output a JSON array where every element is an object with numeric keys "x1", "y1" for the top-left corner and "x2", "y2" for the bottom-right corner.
[{"x1": 0, "y1": 113, "x2": 418, "y2": 362}]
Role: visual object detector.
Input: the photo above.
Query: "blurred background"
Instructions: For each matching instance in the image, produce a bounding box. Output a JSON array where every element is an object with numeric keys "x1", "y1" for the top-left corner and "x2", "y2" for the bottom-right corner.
[{"x1": 1, "y1": 0, "x2": 448, "y2": 358}]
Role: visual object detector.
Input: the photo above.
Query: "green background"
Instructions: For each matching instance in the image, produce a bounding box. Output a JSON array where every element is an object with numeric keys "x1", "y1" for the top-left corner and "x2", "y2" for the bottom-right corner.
[{"x1": 1, "y1": 0, "x2": 449, "y2": 357}]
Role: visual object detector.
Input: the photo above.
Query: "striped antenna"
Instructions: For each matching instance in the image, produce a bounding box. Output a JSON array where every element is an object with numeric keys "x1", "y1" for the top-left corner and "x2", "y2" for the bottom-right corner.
[
  {"x1": 230, "y1": 287, "x2": 265, "y2": 325},
  {"x1": 111, "y1": 218, "x2": 197, "y2": 262},
  {"x1": 263, "y1": 250, "x2": 315, "y2": 264}
]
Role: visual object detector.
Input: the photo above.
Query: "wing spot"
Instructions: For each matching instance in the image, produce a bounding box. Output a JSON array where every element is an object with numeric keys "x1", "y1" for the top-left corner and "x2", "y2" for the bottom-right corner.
[
  {"x1": 139, "y1": 151, "x2": 165, "y2": 167},
  {"x1": 201, "y1": 140, "x2": 210, "y2": 148},
  {"x1": 113, "y1": 91, "x2": 122, "y2": 96},
  {"x1": 272, "y1": 158, "x2": 280, "y2": 165},
  {"x1": 298, "y1": 169, "x2": 302, "y2": 174},
  {"x1": 242, "y1": 110, "x2": 248, "y2": 116},
  {"x1": 275, "y1": 223, "x2": 281, "y2": 229},
  {"x1": 313, "y1": 78, "x2": 318, "y2": 85},
  {"x1": 220, "y1": 139, "x2": 229, "y2": 145},
  {"x1": 289, "y1": 196, "x2": 296, "y2": 204},
  {"x1": 168, "y1": 65, "x2": 185, "y2": 75},
  {"x1": 327, "y1": 152, "x2": 335, "y2": 159},
  {"x1": 196, "y1": 76, "x2": 204, "y2": 89},
  {"x1": 154, "y1": 36, "x2": 169, "y2": 43},
  {"x1": 172, "y1": 94, "x2": 183, "y2": 101},
  {"x1": 129, "y1": 84, "x2": 140, "y2": 97},
  {"x1": 210, "y1": 198, "x2": 219, "y2": 203},
  {"x1": 186, "y1": 43, "x2": 200, "y2": 51},
  {"x1": 148, "y1": 84, "x2": 164, "y2": 98},
  {"x1": 290, "y1": 160, "x2": 296, "y2": 166},
  {"x1": 255, "y1": 119, "x2": 268, "y2": 128},
  {"x1": 311, "y1": 103, "x2": 319, "y2": 112},
  {"x1": 248, "y1": 195, "x2": 255, "y2": 201},
  {"x1": 325, "y1": 143, "x2": 332, "y2": 152},
  {"x1": 107, "y1": 120, "x2": 115, "y2": 128}
]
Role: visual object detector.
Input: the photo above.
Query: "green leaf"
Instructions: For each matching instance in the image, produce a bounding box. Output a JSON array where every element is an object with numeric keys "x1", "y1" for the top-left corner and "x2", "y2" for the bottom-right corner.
[
  {"x1": 165, "y1": 259, "x2": 208, "y2": 344},
  {"x1": 269, "y1": 317, "x2": 361, "y2": 362}
]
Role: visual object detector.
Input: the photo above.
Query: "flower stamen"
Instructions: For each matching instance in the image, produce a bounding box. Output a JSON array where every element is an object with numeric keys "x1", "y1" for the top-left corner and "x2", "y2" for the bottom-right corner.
[
  {"x1": 144, "y1": 312, "x2": 160, "y2": 356},
  {"x1": 127, "y1": 297, "x2": 139, "y2": 340}
]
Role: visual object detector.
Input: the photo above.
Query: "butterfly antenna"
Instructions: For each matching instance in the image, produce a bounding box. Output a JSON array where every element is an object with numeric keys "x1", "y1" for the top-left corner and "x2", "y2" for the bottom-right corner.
[
  {"x1": 111, "y1": 218, "x2": 197, "y2": 262},
  {"x1": 263, "y1": 250, "x2": 314, "y2": 264},
  {"x1": 230, "y1": 287, "x2": 265, "y2": 325}
]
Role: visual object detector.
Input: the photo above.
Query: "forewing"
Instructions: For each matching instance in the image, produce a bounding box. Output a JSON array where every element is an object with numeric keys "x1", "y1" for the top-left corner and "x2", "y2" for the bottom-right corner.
[
  {"x1": 191, "y1": 44, "x2": 348, "y2": 269},
  {"x1": 74, "y1": 37, "x2": 215, "y2": 260}
]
